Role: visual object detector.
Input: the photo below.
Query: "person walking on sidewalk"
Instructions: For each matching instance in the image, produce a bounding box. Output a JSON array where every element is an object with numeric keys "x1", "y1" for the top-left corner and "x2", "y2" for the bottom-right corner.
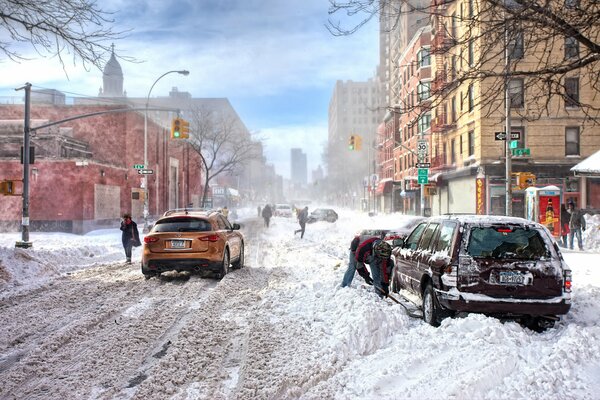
[
  {"x1": 294, "y1": 206, "x2": 309, "y2": 238},
  {"x1": 120, "y1": 213, "x2": 140, "y2": 264},
  {"x1": 262, "y1": 204, "x2": 273, "y2": 228},
  {"x1": 567, "y1": 201, "x2": 586, "y2": 250}
]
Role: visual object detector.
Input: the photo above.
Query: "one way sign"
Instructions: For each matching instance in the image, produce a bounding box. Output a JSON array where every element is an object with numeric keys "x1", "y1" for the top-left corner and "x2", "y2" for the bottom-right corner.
[{"x1": 494, "y1": 131, "x2": 521, "y2": 141}]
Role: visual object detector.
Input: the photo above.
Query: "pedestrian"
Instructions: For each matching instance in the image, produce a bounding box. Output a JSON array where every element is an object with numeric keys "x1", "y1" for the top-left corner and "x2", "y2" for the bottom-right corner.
[
  {"x1": 567, "y1": 201, "x2": 586, "y2": 250},
  {"x1": 221, "y1": 206, "x2": 229, "y2": 219},
  {"x1": 262, "y1": 204, "x2": 273, "y2": 228},
  {"x1": 560, "y1": 203, "x2": 570, "y2": 247},
  {"x1": 294, "y1": 206, "x2": 309, "y2": 238},
  {"x1": 257, "y1": 205, "x2": 262, "y2": 217},
  {"x1": 341, "y1": 233, "x2": 375, "y2": 287},
  {"x1": 354, "y1": 236, "x2": 393, "y2": 297},
  {"x1": 120, "y1": 213, "x2": 140, "y2": 264}
]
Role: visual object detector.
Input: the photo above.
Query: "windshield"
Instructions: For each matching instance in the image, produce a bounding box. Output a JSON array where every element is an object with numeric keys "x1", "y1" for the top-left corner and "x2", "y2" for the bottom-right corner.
[
  {"x1": 466, "y1": 226, "x2": 549, "y2": 260},
  {"x1": 153, "y1": 217, "x2": 212, "y2": 233}
]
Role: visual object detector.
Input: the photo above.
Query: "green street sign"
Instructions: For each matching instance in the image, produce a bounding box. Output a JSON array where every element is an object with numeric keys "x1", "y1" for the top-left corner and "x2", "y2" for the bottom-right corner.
[
  {"x1": 511, "y1": 148, "x2": 531, "y2": 156},
  {"x1": 418, "y1": 168, "x2": 429, "y2": 177},
  {"x1": 133, "y1": 164, "x2": 144, "y2": 169},
  {"x1": 509, "y1": 140, "x2": 518, "y2": 149},
  {"x1": 418, "y1": 176, "x2": 429, "y2": 184}
]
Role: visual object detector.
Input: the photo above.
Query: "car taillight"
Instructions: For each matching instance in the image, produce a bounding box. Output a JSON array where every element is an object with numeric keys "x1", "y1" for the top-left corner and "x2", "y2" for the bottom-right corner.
[
  {"x1": 200, "y1": 234, "x2": 220, "y2": 242},
  {"x1": 564, "y1": 270, "x2": 572, "y2": 293},
  {"x1": 144, "y1": 236, "x2": 159, "y2": 243}
]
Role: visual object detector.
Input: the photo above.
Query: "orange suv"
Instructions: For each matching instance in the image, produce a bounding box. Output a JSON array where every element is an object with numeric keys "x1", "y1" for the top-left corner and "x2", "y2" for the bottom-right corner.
[{"x1": 141, "y1": 209, "x2": 244, "y2": 279}]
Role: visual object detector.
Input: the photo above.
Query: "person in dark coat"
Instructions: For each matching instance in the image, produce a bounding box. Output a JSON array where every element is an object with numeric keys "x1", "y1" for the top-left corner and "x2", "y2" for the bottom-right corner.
[
  {"x1": 294, "y1": 206, "x2": 309, "y2": 238},
  {"x1": 120, "y1": 213, "x2": 140, "y2": 264},
  {"x1": 261, "y1": 204, "x2": 273, "y2": 228},
  {"x1": 567, "y1": 201, "x2": 586, "y2": 250},
  {"x1": 341, "y1": 233, "x2": 375, "y2": 287},
  {"x1": 355, "y1": 237, "x2": 393, "y2": 297}
]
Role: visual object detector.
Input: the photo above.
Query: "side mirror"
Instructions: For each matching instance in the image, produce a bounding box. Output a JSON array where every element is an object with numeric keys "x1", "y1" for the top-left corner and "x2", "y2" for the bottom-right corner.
[{"x1": 392, "y1": 238, "x2": 405, "y2": 248}]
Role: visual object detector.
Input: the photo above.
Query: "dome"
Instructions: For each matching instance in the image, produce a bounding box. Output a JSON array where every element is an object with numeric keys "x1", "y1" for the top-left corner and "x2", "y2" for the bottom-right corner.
[{"x1": 101, "y1": 44, "x2": 124, "y2": 97}]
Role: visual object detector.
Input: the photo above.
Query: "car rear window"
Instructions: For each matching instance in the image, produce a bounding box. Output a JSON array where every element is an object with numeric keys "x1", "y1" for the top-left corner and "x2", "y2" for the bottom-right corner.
[
  {"x1": 466, "y1": 226, "x2": 549, "y2": 260},
  {"x1": 153, "y1": 217, "x2": 212, "y2": 232}
]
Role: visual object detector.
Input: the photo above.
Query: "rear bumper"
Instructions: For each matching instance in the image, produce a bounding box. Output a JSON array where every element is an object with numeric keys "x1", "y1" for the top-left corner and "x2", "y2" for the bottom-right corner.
[
  {"x1": 438, "y1": 290, "x2": 571, "y2": 316},
  {"x1": 143, "y1": 258, "x2": 222, "y2": 274}
]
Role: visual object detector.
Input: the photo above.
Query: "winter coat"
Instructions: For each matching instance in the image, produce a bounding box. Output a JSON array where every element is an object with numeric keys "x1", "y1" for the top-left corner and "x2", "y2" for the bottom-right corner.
[
  {"x1": 355, "y1": 237, "x2": 391, "y2": 283},
  {"x1": 569, "y1": 209, "x2": 586, "y2": 231},
  {"x1": 120, "y1": 220, "x2": 140, "y2": 247},
  {"x1": 262, "y1": 205, "x2": 273, "y2": 219},
  {"x1": 298, "y1": 208, "x2": 309, "y2": 224}
]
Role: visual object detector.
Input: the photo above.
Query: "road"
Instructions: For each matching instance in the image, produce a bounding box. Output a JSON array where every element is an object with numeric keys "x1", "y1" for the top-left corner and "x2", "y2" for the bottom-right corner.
[{"x1": 0, "y1": 218, "x2": 296, "y2": 400}]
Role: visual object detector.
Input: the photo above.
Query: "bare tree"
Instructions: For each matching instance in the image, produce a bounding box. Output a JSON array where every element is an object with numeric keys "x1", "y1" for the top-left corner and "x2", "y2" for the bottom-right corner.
[
  {"x1": 0, "y1": 0, "x2": 128, "y2": 71},
  {"x1": 187, "y1": 106, "x2": 262, "y2": 208},
  {"x1": 328, "y1": 0, "x2": 600, "y2": 124}
]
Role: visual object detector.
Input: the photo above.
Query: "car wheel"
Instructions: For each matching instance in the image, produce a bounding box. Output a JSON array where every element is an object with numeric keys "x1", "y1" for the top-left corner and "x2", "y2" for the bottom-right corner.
[
  {"x1": 422, "y1": 282, "x2": 442, "y2": 327},
  {"x1": 218, "y1": 249, "x2": 230, "y2": 279},
  {"x1": 232, "y1": 243, "x2": 244, "y2": 269}
]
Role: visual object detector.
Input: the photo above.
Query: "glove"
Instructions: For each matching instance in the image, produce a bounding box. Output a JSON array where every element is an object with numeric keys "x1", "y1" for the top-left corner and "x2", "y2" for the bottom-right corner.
[
  {"x1": 356, "y1": 268, "x2": 373, "y2": 285},
  {"x1": 380, "y1": 283, "x2": 389, "y2": 296}
]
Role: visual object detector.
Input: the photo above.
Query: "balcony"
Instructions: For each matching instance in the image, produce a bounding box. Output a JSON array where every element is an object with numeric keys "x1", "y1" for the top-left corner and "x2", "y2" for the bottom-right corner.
[
  {"x1": 432, "y1": 31, "x2": 455, "y2": 54},
  {"x1": 431, "y1": 116, "x2": 456, "y2": 133}
]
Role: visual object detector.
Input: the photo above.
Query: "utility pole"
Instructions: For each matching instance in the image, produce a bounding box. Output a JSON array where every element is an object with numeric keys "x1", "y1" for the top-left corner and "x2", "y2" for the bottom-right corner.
[
  {"x1": 15, "y1": 83, "x2": 32, "y2": 248},
  {"x1": 505, "y1": 20, "x2": 513, "y2": 217}
]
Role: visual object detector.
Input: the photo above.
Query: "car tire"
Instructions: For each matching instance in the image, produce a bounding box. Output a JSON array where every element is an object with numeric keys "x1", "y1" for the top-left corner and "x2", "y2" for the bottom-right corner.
[
  {"x1": 218, "y1": 249, "x2": 230, "y2": 279},
  {"x1": 232, "y1": 243, "x2": 244, "y2": 269},
  {"x1": 422, "y1": 282, "x2": 442, "y2": 327}
]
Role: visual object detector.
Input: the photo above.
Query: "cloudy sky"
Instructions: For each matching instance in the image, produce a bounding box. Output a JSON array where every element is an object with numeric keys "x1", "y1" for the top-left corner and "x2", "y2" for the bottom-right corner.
[{"x1": 0, "y1": 0, "x2": 379, "y2": 179}]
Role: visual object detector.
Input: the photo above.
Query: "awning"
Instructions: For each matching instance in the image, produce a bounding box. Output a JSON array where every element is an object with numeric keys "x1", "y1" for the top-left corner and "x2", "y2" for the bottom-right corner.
[
  {"x1": 376, "y1": 178, "x2": 393, "y2": 194},
  {"x1": 571, "y1": 150, "x2": 600, "y2": 177}
]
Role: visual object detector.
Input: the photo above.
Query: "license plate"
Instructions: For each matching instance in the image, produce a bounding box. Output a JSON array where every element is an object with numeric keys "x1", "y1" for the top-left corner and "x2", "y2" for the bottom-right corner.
[
  {"x1": 171, "y1": 240, "x2": 186, "y2": 249},
  {"x1": 499, "y1": 271, "x2": 524, "y2": 284}
]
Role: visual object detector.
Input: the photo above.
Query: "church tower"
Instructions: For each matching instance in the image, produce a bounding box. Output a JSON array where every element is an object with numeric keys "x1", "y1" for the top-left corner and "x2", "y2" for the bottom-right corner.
[{"x1": 99, "y1": 44, "x2": 125, "y2": 97}]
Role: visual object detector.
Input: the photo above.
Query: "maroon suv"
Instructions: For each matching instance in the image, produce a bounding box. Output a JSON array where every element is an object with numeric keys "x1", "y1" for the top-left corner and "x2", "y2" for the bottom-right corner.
[{"x1": 390, "y1": 215, "x2": 572, "y2": 330}]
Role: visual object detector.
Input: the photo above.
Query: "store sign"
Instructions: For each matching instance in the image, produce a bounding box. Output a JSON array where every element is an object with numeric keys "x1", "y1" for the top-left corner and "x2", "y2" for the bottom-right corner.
[{"x1": 476, "y1": 177, "x2": 486, "y2": 215}]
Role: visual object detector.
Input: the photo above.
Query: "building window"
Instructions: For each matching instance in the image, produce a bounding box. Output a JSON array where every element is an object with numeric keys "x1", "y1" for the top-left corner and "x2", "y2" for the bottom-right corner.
[
  {"x1": 468, "y1": 130, "x2": 475, "y2": 156},
  {"x1": 418, "y1": 113, "x2": 432, "y2": 134},
  {"x1": 451, "y1": 139, "x2": 456, "y2": 164},
  {"x1": 508, "y1": 31, "x2": 524, "y2": 59},
  {"x1": 565, "y1": 77, "x2": 579, "y2": 107},
  {"x1": 417, "y1": 81, "x2": 431, "y2": 101},
  {"x1": 469, "y1": 0, "x2": 474, "y2": 17},
  {"x1": 468, "y1": 40, "x2": 475, "y2": 67},
  {"x1": 451, "y1": 96, "x2": 457, "y2": 122},
  {"x1": 460, "y1": 135, "x2": 463, "y2": 155},
  {"x1": 443, "y1": 142, "x2": 447, "y2": 165},
  {"x1": 468, "y1": 84, "x2": 475, "y2": 112},
  {"x1": 418, "y1": 47, "x2": 431, "y2": 68},
  {"x1": 509, "y1": 79, "x2": 524, "y2": 108},
  {"x1": 565, "y1": 36, "x2": 579, "y2": 59},
  {"x1": 565, "y1": 127, "x2": 580, "y2": 156},
  {"x1": 451, "y1": 55, "x2": 457, "y2": 80}
]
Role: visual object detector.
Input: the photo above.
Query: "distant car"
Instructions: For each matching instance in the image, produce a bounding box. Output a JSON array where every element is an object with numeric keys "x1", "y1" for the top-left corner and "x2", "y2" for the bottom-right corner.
[
  {"x1": 307, "y1": 208, "x2": 338, "y2": 223},
  {"x1": 390, "y1": 215, "x2": 572, "y2": 330},
  {"x1": 384, "y1": 216, "x2": 426, "y2": 244},
  {"x1": 274, "y1": 204, "x2": 293, "y2": 217},
  {"x1": 141, "y1": 209, "x2": 245, "y2": 279}
]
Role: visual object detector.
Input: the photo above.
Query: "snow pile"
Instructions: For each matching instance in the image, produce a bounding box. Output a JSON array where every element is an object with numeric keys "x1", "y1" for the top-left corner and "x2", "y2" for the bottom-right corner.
[{"x1": 583, "y1": 213, "x2": 600, "y2": 252}]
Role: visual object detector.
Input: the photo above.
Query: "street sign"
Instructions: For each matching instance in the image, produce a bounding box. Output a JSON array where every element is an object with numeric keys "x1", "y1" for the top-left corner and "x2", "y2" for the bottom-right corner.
[
  {"x1": 511, "y1": 148, "x2": 531, "y2": 156},
  {"x1": 133, "y1": 164, "x2": 144, "y2": 169},
  {"x1": 137, "y1": 169, "x2": 154, "y2": 175},
  {"x1": 416, "y1": 162, "x2": 431, "y2": 168},
  {"x1": 494, "y1": 131, "x2": 521, "y2": 140},
  {"x1": 418, "y1": 168, "x2": 429, "y2": 177},
  {"x1": 418, "y1": 175, "x2": 429, "y2": 184}
]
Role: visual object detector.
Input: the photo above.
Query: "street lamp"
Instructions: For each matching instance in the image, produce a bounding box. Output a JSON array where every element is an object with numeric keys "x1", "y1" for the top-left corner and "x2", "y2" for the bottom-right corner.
[{"x1": 143, "y1": 70, "x2": 189, "y2": 232}]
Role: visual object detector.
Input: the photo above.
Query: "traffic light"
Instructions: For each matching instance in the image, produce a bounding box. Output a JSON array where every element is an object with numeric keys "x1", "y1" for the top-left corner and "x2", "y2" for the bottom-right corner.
[
  {"x1": 180, "y1": 119, "x2": 190, "y2": 139},
  {"x1": 349, "y1": 135, "x2": 356, "y2": 150},
  {"x1": 355, "y1": 135, "x2": 362, "y2": 150},
  {"x1": 171, "y1": 118, "x2": 182, "y2": 139},
  {"x1": 0, "y1": 180, "x2": 17, "y2": 196}
]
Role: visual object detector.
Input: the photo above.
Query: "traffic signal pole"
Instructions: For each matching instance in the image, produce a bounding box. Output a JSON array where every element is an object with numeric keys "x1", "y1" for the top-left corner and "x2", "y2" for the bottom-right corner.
[{"x1": 15, "y1": 83, "x2": 32, "y2": 248}]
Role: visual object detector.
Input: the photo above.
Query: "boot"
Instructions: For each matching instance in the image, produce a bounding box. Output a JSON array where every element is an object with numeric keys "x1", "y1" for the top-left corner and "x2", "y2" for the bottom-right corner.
[{"x1": 126, "y1": 257, "x2": 131, "y2": 264}]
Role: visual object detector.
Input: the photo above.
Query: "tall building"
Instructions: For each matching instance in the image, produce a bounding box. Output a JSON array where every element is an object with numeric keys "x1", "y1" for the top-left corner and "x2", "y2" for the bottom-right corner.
[
  {"x1": 328, "y1": 79, "x2": 385, "y2": 209},
  {"x1": 377, "y1": 0, "x2": 600, "y2": 216},
  {"x1": 291, "y1": 148, "x2": 307, "y2": 187}
]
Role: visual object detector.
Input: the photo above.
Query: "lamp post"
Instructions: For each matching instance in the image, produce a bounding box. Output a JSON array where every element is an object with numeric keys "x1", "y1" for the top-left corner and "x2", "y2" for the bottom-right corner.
[{"x1": 143, "y1": 70, "x2": 189, "y2": 232}]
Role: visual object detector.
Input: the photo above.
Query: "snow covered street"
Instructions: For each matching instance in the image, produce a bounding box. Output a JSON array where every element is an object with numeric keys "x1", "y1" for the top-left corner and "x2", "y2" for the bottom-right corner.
[{"x1": 1, "y1": 209, "x2": 600, "y2": 399}]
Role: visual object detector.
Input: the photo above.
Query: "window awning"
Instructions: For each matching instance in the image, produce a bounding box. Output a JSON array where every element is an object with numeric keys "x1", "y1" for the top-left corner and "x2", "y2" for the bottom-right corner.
[
  {"x1": 571, "y1": 150, "x2": 600, "y2": 177},
  {"x1": 376, "y1": 178, "x2": 393, "y2": 194}
]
